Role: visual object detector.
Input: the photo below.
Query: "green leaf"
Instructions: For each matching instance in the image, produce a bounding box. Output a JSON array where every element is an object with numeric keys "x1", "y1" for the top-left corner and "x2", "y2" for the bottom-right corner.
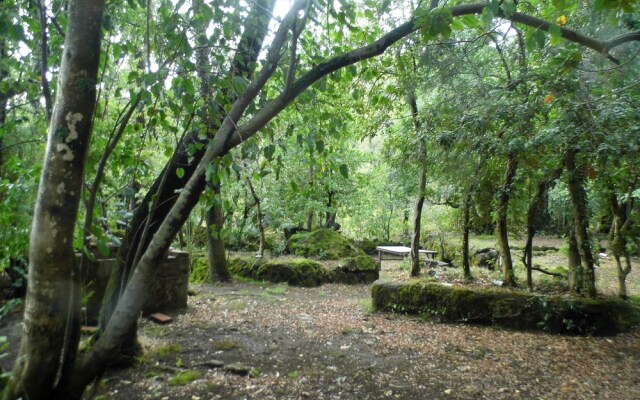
[
  {"x1": 339, "y1": 164, "x2": 349, "y2": 179},
  {"x1": 316, "y1": 140, "x2": 325, "y2": 154},
  {"x1": 501, "y1": 1, "x2": 517, "y2": 18},
  {"x1": 97, "y1": 238, "x2": 110, "y2": 257},
  {"x1": 176, "y1": 167, "x2": 185, "y2": 179},
  {"x1": 534, "y1": 29, "x2": 546, "y2": 49},
  {"x1": 460, "y1": 15, "x2": 481, "y2": 29},
  {"x1": 264, "y1": 144, "x2": 276, "y2": 161},
  {"x1": 549, "y1": 24, "x2": 563, "y2": 46}
]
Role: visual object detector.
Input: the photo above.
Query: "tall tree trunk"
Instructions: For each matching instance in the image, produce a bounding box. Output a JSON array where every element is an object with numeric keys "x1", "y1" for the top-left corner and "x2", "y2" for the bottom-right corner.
[
  {"x1": 496, "y1": 154, "x2": 518, "y2": 286},
  {"x1": 406, "y1": 87, "x2": 426, "y2": 277},
  {"x1": 2, "y1": 1, "x2": 105, "y2": 398},
  {"x1": 97, "y1": 0, "x2": 275, "y2": 346},
  {"x1": 0, "y1": 37, "x2": 6, "y2": 172},
  {"x1": 410, "y1": 153, "x2": 427, "y2": 277},
  {"x1": 565, "y1": 146, "x2": 596, "y2": 297},
  {"x1": 522, "y1": 166, "x2": 563, "y2": 290},
  {"x1": 325, "y1": 190, "x2": 337, "y2": 229},
  {"x1": 462, "y1": 190, "x2": 473, "y2": 280},
  {"x1": 567, "y1": 227, "x2": 583, "y2": 293},
  {"x1": 195, "y1": 1, "x2": 229, "y2": 282},
  {"x1": 37, "y1": 0, "x2": 53, "y2": 121},
  {"x1": 609, "y1": 192, "x2": 633, "y2": 299},
  {"x1": 206, "y1": 182, "x2": 229, "y2": 281},
  {"x1": 247, "y1": 177, "x2": 266, "y2": 257}
]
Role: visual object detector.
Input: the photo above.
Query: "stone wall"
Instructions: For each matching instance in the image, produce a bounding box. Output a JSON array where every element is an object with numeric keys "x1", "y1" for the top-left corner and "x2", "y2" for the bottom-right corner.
[
  {"x1": 82, "y1": 250, "x2": 189, "y2": 325},
  {"x1": 371, "y1": 280, "x2": 640, "y2": 335}
]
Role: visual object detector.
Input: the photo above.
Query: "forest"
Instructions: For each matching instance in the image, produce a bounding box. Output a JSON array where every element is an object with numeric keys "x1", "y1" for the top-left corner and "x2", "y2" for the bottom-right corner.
[{"x1": 0, "y1": 0, "x2": 640, "y2": 399}]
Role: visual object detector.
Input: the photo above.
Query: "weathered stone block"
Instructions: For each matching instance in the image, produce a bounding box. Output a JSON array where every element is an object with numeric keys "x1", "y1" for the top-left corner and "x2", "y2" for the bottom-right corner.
[{"x1": 371, "y1": 280, "x2": 640, "y2": 335}]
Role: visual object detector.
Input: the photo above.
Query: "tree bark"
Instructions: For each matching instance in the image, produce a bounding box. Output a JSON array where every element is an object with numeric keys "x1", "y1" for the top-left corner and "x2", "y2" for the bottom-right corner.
[
  {"x1": 565, "y1": 146, "x2": 596, "y2": 297},
  {"x1": 567, "y1": 226, "x2": 583, "y2": 293},
  {"x1": 2, "y1": 1, "x2": 105, "y2": 399},
  {"x1": 406, "y1": 87, "x2": 427, "y2": 277},
  {"x1": 206, "y1": 182, "x2": 230, "y2": 281},
  {"x1": 462, "y1": 189, "x2": 473, "y2": 280},
  {"x1": 609, "y1": 192, "x2": 633, "y2": 299},
  {"x1": 247, "y1": 177, "x2": 266, "y2": 257},
  {"x1": 522, "y1": 166, "x2": 563, "y2": 290},
  {"x1": 496, "y1": 154, "x2": 518, "y2": 286}
]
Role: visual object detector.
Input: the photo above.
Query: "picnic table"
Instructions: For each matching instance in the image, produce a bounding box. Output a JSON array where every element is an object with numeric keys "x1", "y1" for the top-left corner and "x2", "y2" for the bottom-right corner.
[{"x1": 375, "y1": 246, "x2": 437, "y2": 263}]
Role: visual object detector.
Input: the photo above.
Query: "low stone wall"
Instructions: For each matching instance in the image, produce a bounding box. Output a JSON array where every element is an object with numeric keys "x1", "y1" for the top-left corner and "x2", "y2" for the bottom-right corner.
[
  {"x1": 226, "y1": 255, "x2": 380, "y2": 286},
  {"x1": 371, "y1": 280, "x2": 640, "y2": 335},
  {"x1": 83, "y1": 250, "x2": 189, "y2": 325}
]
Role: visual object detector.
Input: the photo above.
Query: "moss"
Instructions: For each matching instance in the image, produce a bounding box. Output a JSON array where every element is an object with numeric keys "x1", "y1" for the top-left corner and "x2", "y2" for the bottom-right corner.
[
  {"x1": 213, "y1": 339, "x2": 242, "y2": 351},
  {"x1": 290, "y1": 260, "x2": 327, "y2": 287},
  {"x1": 155, "y1": 343, "x2": 185, "y2": 359},
  {"x1": 356, "y1": 239, "x2": 377, "y2": 255},
  {"x1": 168, "y1": 370, "x2": 203, "y2": 386},
  {"x1": 341, "y1": 256, "x2": 379, "y2": 272},
  {"x1": 289, "y1": 229, "x2": 364, "y2": 260},
  {"x1": 371, "y1": 281, "x2": 640, "y2": 335},
  {"x1": 228, "y1": 256, "x2": 264, "y2": 280},
  {"x1": 190, "y1": 256, "x2": 210, "y2": 283}
]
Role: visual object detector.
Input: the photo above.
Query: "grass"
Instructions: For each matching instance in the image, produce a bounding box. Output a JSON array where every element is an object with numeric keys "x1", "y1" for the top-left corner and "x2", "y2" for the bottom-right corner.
[
  {"x1": 168, "y1": 370, "x2": 202, "y2": 386},
  {"x1": 212, "y1": 339, "x2": 242, "y2": 351},
  {"x1": 155, "y1": 343, "x2": 185, "y2": 358}
]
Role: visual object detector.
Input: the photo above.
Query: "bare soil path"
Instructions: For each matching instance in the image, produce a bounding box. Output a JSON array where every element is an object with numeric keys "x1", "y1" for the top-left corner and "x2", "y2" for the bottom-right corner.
[{"x1": 89, "y1": 276, "x2": 640, "y2": 400}]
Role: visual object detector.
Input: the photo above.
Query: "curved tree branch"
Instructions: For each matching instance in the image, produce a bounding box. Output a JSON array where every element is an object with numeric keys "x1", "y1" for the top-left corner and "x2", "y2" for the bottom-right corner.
[{"x1": 228, "y1": 2, "x2": 640, "y2": 148}]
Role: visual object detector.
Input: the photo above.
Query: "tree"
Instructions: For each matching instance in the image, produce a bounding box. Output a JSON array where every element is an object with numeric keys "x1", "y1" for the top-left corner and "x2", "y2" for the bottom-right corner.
[
  {"x1": 4, "y1": 1, "x2": 640, "y2": 398},
  {"x1": 3, "y1": 1, "x2": 106, "y2": 398}
]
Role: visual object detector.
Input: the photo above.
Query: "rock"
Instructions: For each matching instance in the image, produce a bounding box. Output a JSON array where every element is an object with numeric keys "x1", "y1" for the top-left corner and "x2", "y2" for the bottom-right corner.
[
  {"x1": 473, "y1": 248, "x2": 499, "y2": 269},
  {"x1": 224, "y1": 362, "x2": 252, "y2": 376},
  {"x1": 202, "y1": 359, "x2": 225, "y2": 369}
]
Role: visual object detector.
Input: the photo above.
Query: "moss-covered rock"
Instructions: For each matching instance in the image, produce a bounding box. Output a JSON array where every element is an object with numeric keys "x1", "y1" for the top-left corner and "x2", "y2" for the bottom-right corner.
[
  {"x1": 190, "y1": 255, "x2": 210, "y2": 283},
  {"x1": 228, "y1": 257, "x2": 327, "y2": 287},
  {"x1": 228, "y1": 256, "x2": 264, "y2": 278},
  {"x1": 371, "y1": 281, "x2": 640, "y2": 335},
  {"x1": 355, "y1": 239, "x2": 377, "y2": 255},
  {"x1": 289, "y1": 229, "x2": 364, "y2": 259},
  {"x1": 329, "y1": 255, "x2": 380, "y2": 284}
]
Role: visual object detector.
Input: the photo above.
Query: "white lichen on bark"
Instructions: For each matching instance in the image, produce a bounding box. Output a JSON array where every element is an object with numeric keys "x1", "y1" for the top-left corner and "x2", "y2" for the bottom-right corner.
[{"x1": 65, "y1": 112, "x2": 83, "y2": 142}]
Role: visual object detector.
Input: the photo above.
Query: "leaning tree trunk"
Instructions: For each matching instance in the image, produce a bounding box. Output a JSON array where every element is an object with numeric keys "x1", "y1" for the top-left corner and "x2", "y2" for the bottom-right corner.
[
  {"x1": 97, "y1": 0, "x2": 275, "y2": 347},
  {"x1": 565, "y1": 146, "x2": 596, "y2": 297},
  {"x1": 496, "y1": 154, "x2": 518, "y2": 286},
  {"x1": 2, "y1": 1, "x2": 106, "y2": 399}
]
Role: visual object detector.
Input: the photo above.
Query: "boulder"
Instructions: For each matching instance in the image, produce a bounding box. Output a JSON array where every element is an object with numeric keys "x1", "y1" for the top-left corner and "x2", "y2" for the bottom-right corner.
[{"x1": 289, "y1": 229, "x2": 364, "y2": 259}]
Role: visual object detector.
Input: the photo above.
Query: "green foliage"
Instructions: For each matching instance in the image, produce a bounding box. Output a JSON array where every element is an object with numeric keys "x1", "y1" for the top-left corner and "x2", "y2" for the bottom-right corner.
[
  {"x1": 189, "y1": 256, "x2": 210, "y2": 283},
  {"x1": 414, "y1": 7, "x2": 454, "y2": 41}
]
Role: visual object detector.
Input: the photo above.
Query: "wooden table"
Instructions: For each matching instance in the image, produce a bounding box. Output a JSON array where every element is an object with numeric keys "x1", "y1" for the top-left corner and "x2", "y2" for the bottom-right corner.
[{"x1": 375, "y1": 246, "x2": 437, "y2": 264}]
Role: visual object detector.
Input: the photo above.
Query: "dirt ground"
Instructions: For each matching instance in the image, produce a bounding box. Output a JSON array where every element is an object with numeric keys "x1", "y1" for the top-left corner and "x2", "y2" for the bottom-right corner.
[
  {"x1": 2, "y1": 241, "x2": 640, "y2": 400},
  {"x1": 96, "y1": 257, "x2": 640, "y2": 399}
]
